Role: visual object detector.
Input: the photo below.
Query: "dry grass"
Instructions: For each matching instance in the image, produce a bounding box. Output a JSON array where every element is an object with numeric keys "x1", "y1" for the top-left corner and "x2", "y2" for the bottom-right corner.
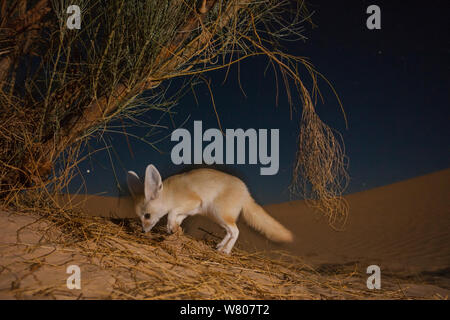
[
  {"x1": 1, "y1": 202, "x2": 432, "y2": 300},
  {"x1": 290, "y1": 86, "x2": 349, "y2": 230}
]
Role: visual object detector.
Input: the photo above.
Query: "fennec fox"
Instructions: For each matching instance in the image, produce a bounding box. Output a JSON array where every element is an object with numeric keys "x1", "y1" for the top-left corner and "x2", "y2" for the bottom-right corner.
[{"x1": 127, "y1": 165, "x2": 293, "y2": 254}]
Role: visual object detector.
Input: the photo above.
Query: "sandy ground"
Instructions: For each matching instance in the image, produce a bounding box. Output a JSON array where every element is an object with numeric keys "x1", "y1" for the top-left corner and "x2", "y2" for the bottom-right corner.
[{"x1": 0, "y1": 169, "x2": 448, "y2": 299}]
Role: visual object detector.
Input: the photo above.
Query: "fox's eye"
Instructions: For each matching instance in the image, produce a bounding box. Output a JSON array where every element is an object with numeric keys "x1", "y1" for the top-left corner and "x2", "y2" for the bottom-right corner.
[{"x1": 144, "y1": 213, "x2": 150, "y2": 220}]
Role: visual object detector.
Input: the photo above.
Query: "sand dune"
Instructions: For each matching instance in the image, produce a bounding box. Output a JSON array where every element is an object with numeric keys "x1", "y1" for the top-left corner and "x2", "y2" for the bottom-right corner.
[
  {"x1": 256, "y1": 169, "x2": 449, "y2": 274},
  {"x1": 60, "y1": 169, "x2": 450, "y2": 277},
  {"x1": 1, "y1": 169, "x2": 448, "y2": 299}
]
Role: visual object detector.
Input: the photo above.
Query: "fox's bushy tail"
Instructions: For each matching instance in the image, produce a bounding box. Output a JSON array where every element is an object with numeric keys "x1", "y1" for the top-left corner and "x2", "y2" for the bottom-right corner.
[{"x1": 242, "y1": 199, "x2": 294, "y2": 242}]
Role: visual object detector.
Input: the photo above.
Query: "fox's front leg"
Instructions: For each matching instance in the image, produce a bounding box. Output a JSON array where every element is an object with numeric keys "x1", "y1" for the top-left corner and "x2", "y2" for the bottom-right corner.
[
  {"x1": 166, "y1": 199, "x2": 202, "y2": 234},
  {"x1": 167, "y1": 211, "x2": 183, "y2": 234}
]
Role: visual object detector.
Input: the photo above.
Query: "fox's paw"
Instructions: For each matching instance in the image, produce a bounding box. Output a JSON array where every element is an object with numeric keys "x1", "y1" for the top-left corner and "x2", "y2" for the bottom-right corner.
[
  {"x1": 216, "y1": 246, "x2": 231, "y2": 255},
  {"x1": 174, "y1": 225, "x2": 183, "y2": 235},
  {"x1": 167, "y1": 223, "x2": 182, "y2": 235},
  {"x1": 216, "y1": 241, "x2": 227, "y2": 251}
]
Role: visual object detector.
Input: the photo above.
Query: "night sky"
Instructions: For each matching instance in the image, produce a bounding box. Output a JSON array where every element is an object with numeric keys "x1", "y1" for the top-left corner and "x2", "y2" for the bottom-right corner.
[{"x1": 70, "y1": 0, "x2": 449, "y2": 204}]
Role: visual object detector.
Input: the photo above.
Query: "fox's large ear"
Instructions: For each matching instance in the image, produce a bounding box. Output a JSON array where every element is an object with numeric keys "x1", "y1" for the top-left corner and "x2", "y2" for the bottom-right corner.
[
  {"x1": 144, "y1": 164, "x2": 163, "y2": 200},
  {"x1": 127, "y1": 171, "x2": 143, "y2": 198}
]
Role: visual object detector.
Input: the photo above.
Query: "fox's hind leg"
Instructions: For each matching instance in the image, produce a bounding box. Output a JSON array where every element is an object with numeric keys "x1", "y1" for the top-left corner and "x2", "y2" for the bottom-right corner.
[
  {"x1": 211, "y1": 192, "x2": 242, "y2": 254},
  {"x1": 216, "y1": 232, "x2": 231, "y2": 250},
  {"x1": 214, "y1": 210, "x2": 240, "y2": 254},
  {"x1": 218, "y1": 223, "x2": 239, "y2": 254}
]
